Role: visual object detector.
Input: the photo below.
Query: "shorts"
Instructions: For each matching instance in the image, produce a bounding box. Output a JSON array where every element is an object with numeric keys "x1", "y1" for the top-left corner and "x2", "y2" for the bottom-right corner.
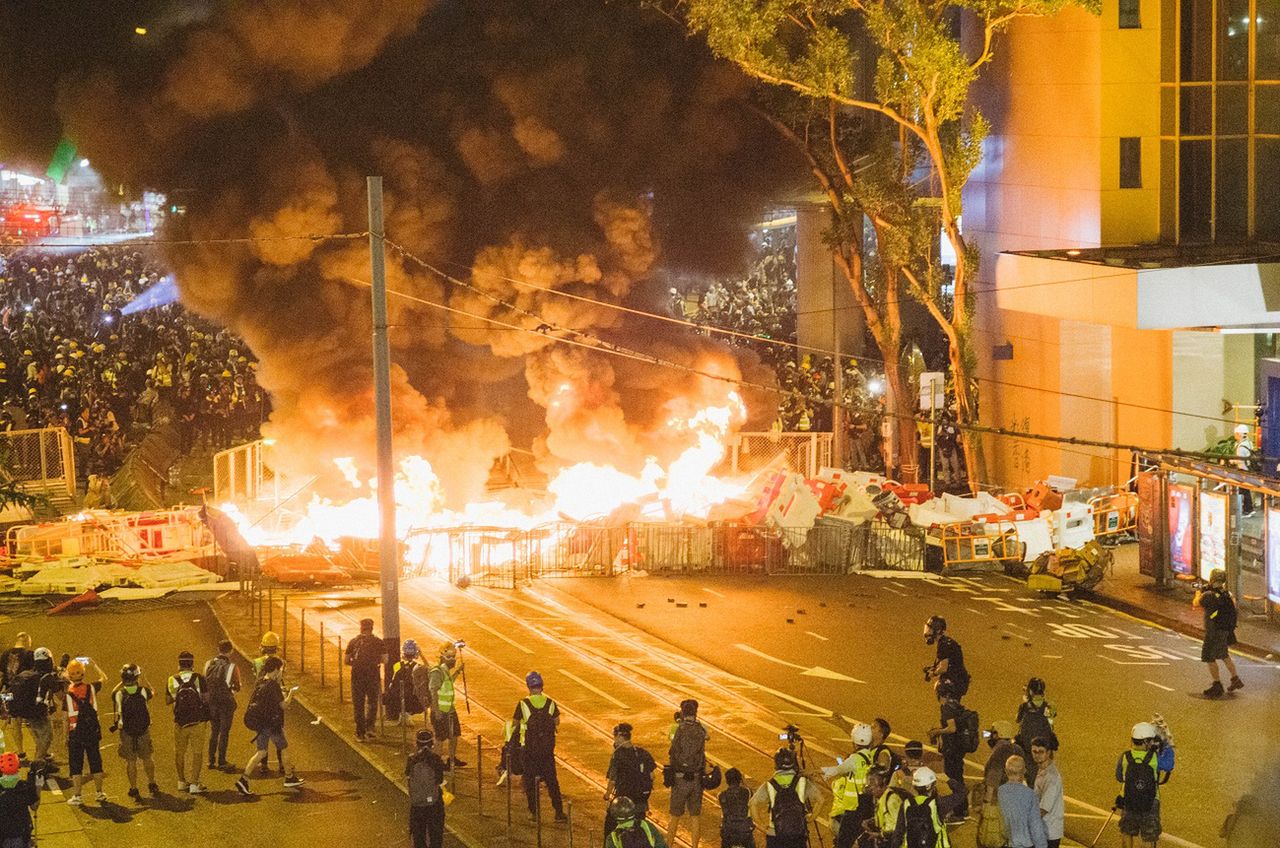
[
  {"x1": 431, "y1": 710, "x2": 461, "y2": 739},
  {"x1": 1201, "y1": 628, "x2": 1234, "y2": 662},
  {"x1": 118, "y1": 730, "x2": 153, "y2": 760},
  {"x1": 254, "y1": 730, "x2": 288, "y2": 752},
  {"x1": 1119, "y1": 798, "x2": 1161, "y2": 841},
  {"x1": 68, "y1": 734, "x2": 103, "y2": 776},
  {"x1": 25, "y1": 715, "x2": 51, "y2": 752},
  {"x1": 669, "y1": 774, "x2": 704, "y2": 816}
]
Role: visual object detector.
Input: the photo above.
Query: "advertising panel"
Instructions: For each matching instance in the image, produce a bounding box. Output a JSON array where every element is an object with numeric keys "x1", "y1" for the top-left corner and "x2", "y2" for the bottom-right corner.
[
  {"x1": 1268, "y1": 505, "x2": 1280, "y2": 604},
  {"x1": 1137, "y1": 472, "x2": 1159, "y2": 577},
  {"x1": 1198, "y1": 490, "x2": 1228, "y2": 581},
  {"x1": 1167, "y1": 483, "x2": 1195, "y2": 576}
]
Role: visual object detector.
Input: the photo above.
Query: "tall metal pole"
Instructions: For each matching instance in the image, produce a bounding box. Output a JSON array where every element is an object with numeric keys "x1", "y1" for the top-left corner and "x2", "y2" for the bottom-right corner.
[{"x1": 368, "y1": 176, "x2": 400, "y2": 650}]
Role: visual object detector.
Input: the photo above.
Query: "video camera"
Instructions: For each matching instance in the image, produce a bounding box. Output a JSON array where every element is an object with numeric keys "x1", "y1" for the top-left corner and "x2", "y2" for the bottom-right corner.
[{"x1": 778, "y1": 724, "x2": 802, "y2": 746}]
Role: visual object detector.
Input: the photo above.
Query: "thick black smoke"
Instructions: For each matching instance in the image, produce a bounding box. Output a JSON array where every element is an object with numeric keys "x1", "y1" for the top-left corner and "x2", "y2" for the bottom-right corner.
[{"x1": 4, "y1": 0, "x2": 794, "y2": 504}]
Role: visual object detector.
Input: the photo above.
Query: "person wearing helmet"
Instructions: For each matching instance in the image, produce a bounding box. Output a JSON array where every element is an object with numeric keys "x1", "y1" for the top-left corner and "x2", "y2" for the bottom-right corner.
[
  {"x1": 605, "y1": 722, "x2": 658, "y2": 834},
  {"x1": 1015, "y1": 678, "x2": 1057, "y2": 785},
  {"x1": 1232, "y1": 424, "x2": 1255, "y2": 515},
  {"x1": 166, "y1": 651, "x2": 210, "y2": 794},
  {"x1": 235, "y1": 656, "x2": 304, "y2": 795},
  {"x1": 922, "y1": 617, "x2": 969, "y2": 697},
  {"x1": 384, "y1": 639, "x2": 424, "y2": 725},
  {"x1": 61, "y1": 657, "x2": 107, "y2": 806},
  {"x1": 1193, "y1": 569, "x2": 1243, "y2": 698},
  {"x1": 406, "y1": 729, "x2": 448, "y2": 848},
  {"x1": 748, "y1": 748, "x2": 818, "y2": 848},
  {"x1": 5, "y1": 645, "x2": 53, "y2": 769},
  {"x1": 718, "y1": 767, "x2": 754, "y2": 848},
  {"x1": 109, "y1": 664, "x2": 159, "y2": 800},
  {"x1": 666, "y1": 699, "x2": 709, "y2": 848},
  {"x1": 252, "y1": 631, "x2": 286, "y2": 774},
  {"x1": 0, "y1": 749, "x2": 40, "y2": 848},
  {"x1": 926, "y1": 683, "x2": 969, "y2": 823},
  {"x1": 607, "y1": 794, "x2": 669, "y2": 848},
  {"x1": 426, "y1": 642, "x2": 465, "y2": 769},
  {"x1": 512, "y1": 670, "x2": 566, "y2": 822},
  {"x1": 897, "y1": 766, "x2": 949, "y2": 848},
  {"x1": 822, "y1": 722, "x2": 877, "y2": 848},
  {"x1": 1, "y1": 635, "x2": 33, "y2": 762},
  {"x1": 1115, "y1": 722, "x2": 1166, "y2": 848},
  {"x1": 997, "y1": 756, "x2": 1048, "y2": 848},
  {"x1": 345, "y1": 618, "x2": 386, "y2": 742}
]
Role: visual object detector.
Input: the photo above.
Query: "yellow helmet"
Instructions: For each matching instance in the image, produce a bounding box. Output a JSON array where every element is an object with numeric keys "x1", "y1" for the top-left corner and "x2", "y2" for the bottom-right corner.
[
  {"x1": 66, "y1": 659, "x2": 86, "y2": 681},
  {"x1": 260, "y1": 631, "x2": 281, "y2": 649}
]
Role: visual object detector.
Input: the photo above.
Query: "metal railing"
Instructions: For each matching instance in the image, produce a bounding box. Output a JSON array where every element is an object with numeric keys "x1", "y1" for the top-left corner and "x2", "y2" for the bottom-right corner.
[
  {"x1": 729, "y1": 431, "x2": 833, "y2": 478},
  {"x1": 0, "y1": 426, "x2": 76, "y2": 500}
]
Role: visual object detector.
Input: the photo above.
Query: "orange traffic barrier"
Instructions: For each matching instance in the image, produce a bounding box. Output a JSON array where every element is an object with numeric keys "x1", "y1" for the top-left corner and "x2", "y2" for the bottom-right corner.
[{"x1": 1090, "y1": 491, "x2": 1138, "y2": 537}]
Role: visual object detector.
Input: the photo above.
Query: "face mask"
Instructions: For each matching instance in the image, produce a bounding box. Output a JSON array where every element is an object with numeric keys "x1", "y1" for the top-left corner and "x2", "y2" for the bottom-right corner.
[
  {"x1": 443, "y1": 656, "x2": 456, "y2": 668},
  {"x1": 0, "y1": 776, "x2": 19, "y2": 789},
  {"x1": 987, "y1": 737, "x2": 998, "y2": 749},
  {"x1": 124, "y1": 685, "x2": 138, "y2": 694}
]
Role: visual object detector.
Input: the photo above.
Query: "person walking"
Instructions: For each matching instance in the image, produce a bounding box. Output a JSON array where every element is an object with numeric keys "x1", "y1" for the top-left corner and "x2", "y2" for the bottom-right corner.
[
  {"x1": 62, "y1": 658, "x2": 106, "y2": 806},
  {"x1": 109, "y1": 664, "x2": 159, "y2": 801},
  {"x1": 997, "y1": 757, "x2": 1048, "y2": 848},
  {"x1": 1030, "y1": 739, "x2": 1063, "y2": 848},
  {"x1": 425, "y1": 643, "x2": 465, "y2": 769},
  {"x1": 0, "y1": 752, "x2": 40, "y2": 848},
  {"x1": 823, "y1": 722, "x2": 877, "y2": 848},
  {"x1": 5, "y1": 648, "x2": 53, "y2": 770},
  {"x1": 923, "y1": 616, "x2": 969, "y2": 697},
  {"x1": 926, "y1": 683, "x2": 970, "y2": 822},
  {"x1": 1014, "y1": 679, "x2": 1057, "y2": 785},
  {"x1": 719, "y1": 767, "x2": 755, "y2": 848},
  {"x1": 345, "y1": 618, "x2": 385, "y2": 742},
  {"x1": 1115, "y1": 722, "x2": 1166, "y2": 848},
  {"x1": 1194, "y1": 569, "x2": 1244, "y2": 697},
  {"x1": 608, "y1": 796, "x2": 670, "y2": 848},
  {"x1": 667, "y1": 699, "x2": 709, "y2": 848},
  {"x1": 406, "y1": 729, "x2": 448, "y2": 848},
  {"x1": 203, "y1": 640, "x2": 241, "y2": 772},
  {"x1": 605, "y1": 722, "x2": 657, "y2": 835},
  {"x1": 166, "y1": 651, "x2": 210, "y2": 794},
  {"x1": 252, "y1": 630, "x2": 286, "y2": 774},
  {"x1": 513, "y1": 671, "x2": 566, "y2": 823},
  {"x1": 235, "y1": 656, "x2": 304, "y2": 795},
  {"x1": 750, "y1": 748, "x2": 818, "y2": 848}
]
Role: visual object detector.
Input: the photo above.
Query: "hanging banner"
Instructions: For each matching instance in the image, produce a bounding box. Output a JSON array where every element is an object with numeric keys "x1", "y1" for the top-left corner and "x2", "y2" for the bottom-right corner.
[
  {"x1": 1167, "y1": 483, "x2": 1195, "y2": 576},
  {"x1": 1136, "y1": 472, "x2": 1159, "y2": 577},
  {"x1": 1268, "y1": 505, "x2": 1280, "y2": 603},
  {"x1": 1198, "y1": 490, "x2": 1228, "y2": 580}
]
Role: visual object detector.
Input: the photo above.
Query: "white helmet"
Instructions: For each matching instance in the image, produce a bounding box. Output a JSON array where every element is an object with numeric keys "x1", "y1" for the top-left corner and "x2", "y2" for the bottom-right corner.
[
  {"x1": 1132, "y1": 721, "x2": 1158, "y2": 741},
  {"x1": 912, "y1": 766, "x2": 937, "y2": 788},
  {"x1": 1235, "y1": 424, "x2": 1250, "y2": 436},
  {"x1": 852, "y1": 723, "x2": 873, "y2": 747}
]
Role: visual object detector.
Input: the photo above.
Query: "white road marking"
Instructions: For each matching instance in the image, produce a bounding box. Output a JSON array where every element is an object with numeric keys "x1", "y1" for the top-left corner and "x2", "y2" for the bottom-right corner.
[
  {"x1": 1144, "y1": 680, "x2": 1175, "y2": 691},
  {"x1": 883, "y1": 586, "x2": 908, "y2": 597},
  {"x1": 702, "y1": 587, "x2": 726, "y2": 598},
  {"x1": 1099, "y1": 655, "x2": 1169, "y2": 666},
  {"x1": 557, "y1": 668, "x2": 630, "y2": 709},
  {"x1": 1042, "y1": 655, "x2": 1063, "y2": 659},
  {"x1": 473, "y1": 620, "x2": 534, "y2": 654},
  {"x1": 965, "y1": 608, "x2": 987, "y2": 616},
  {"x1": 805, "y1": 631, "x2": 829, "y2": 641}
]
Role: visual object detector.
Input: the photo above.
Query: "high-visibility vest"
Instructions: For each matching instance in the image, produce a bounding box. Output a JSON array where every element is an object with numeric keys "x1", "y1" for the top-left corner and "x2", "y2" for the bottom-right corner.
[
  {"x1": 830, "y1": 749, "x2": 873, "y2": 815},
  {"x1": 607, "y1": 820, "x2": 658, "y2": 848},
  {"x1": 433, "y1": 664, "x2": 455, "y2": 713},
  {"x1": 65, "y1": 684, "x2": 97, "y2": 733}
]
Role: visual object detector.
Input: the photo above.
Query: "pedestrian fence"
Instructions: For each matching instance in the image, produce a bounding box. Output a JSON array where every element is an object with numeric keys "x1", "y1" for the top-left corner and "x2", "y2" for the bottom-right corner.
[
  {"x1": 727, "y1": 431, "x2": 833, "y2": 479},
  {"x1": 0, "y1": 426, "x2": 76, "y2": 501}
]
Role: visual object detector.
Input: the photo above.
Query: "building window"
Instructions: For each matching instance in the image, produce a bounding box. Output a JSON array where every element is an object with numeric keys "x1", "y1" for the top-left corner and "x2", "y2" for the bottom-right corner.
[
  {"x1": 1120, "y1": 0, "x2": 1142, "y2": 27},
  {"x1": 1120, "y1": 138, "x2": 1143, "y2": 187}
]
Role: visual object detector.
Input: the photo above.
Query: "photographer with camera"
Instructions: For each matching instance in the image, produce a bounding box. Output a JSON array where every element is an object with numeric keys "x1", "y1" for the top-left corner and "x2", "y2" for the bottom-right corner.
[
  {"x1": 749, "y1": 747, "x2": 818, "y2": 848},
  {"x1": 426, "y1": 642, "x2": 466, "y2": 769},
  {"x1": 922, "y1": 617, "x2": 969, "y2": 698},
  {"x1": 0, "y1": 751, "x2": 41, "y2": 848},
  {"x1": 1113, "y1": 722, "x2": 1168, "y2": 848},
  {"x1": 1193, "y1": 569, "x2": 1244, "y2": 698},
  {"x1": 666, "y1": 699, "x2": 709, "y2": 848}
]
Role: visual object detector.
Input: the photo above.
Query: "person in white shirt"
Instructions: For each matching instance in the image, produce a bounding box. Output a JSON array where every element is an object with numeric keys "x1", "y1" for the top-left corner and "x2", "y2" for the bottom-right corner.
[{"x1": 1030, "y1": 738, "x2": 1064, "y2": 848}]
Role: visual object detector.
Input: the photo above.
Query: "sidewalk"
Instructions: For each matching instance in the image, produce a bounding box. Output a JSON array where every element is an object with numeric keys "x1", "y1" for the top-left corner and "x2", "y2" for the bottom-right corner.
[{"x1": 1086, "y1": 543, "x2": 1280, "y2": 658}]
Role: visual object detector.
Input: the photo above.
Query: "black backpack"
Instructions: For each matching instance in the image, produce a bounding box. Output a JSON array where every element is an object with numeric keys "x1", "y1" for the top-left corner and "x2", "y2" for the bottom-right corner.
[
  {"x1": 956, "y1": 708, "x2": 981, "y2": 754},
  {"x1": 1212, "y1": 592, "x2": 1239, "y2": 630},
  {"x1": 1018, "y1": 701, "x2": 1057, "y2": 750},
  {"x1": 68, "y1": 687, "x2": 100, "y2": 740},
  {"x1": 897, "y1": 796, "x2": 938, "y2": 848},
  {"x1": 205, "y1": 656, "x2": 236, "y2": 704},
  {"x1": 384, "y1": 662, "x2": 423, "y2": 715},
  {"x1": 669, "y1": 719, "x2": 706, "y2": 776},
  {"x1": 172, "y1": 674, "x2": 209, "y2": 726},
  {"x1": 7, "y1": 669, "x2": 41, "y2": 720},
  {"x1": 520, "y1": 697, "x2": 557, "y2": 757},
  {"x1": 769, "y1": 776, "x2": 809, "y2": 839},
  {"x1": 243, "y1": 680, "x2": 277, "y2": 733},
  {"x1": 1123, "y1": 751, "x2": 1158, "y2": 813},
  {"x1": 614, "y1": 824, "x2": 653, "y2": 848},
  {"x1": 614, "y1": 745, "x2": 656, "y2": 800},
  {"x1": 119, "y1": 688, "x2": 151, "y2": 736}
]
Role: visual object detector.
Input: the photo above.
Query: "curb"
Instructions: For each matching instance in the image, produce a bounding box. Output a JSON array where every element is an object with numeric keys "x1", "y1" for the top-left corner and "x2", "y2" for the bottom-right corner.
[
  {"x1": 206, "y1": 599, "x2": 487, "y2": 848},
  {"x1": 1084, "y1": 590, "x2": 1277, "y2": 660}
]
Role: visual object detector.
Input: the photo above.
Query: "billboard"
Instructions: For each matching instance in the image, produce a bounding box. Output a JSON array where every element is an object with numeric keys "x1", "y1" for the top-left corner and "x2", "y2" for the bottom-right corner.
[
  {"x1": 1167, "y1": 483, "x2": 1195, "y2": 576},
  {"x1": 1198, "y1": 490, "x2": 1228, "y2": 580},
  {"x1": 1268, "y1": 505, "x2": 1280, "y2": 604}
]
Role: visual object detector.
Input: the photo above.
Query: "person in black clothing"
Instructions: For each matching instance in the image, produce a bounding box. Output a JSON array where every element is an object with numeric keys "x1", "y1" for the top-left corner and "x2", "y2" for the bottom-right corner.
[
  {"x1": 719, "y1": 767, "x2": 755, "y2": 848},
  {"x1": 345, "y1": 618, "x2": 385, "y2": 741},
  {"x1": 203, "y1": 640, "x2": 242, "y2": 771},
  {"x1": 604, "y1": 722, "x2": 657, "y2": 836},
  {"x1": 1195, "y1": 569, "x2": 1243, "y2": 698},
  {"x1": 513, "y1": 671, "x2": 566, "y2": 823},
  {"x1": 235, "y1": 656, "x2": 304, "y2": 794},
  {"x1": 0, "y1": 751, "x2": 41, "y2": 848},
  {"x1": 923, "y1": 615, "x2": 970, "y2": 697},
  {"x1": 927, "y1": 682, "x2": 969, "y2": 822},
  {"x1": 406, "y1": 729, "x2": 448, "y2": 848}
]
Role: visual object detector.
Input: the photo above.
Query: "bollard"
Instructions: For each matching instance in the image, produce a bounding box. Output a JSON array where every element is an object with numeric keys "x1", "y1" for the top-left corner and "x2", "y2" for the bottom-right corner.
[
  {"x1": 566, "y1": 799, "x2": 573, "y2": 848},
  {"x1": 476, "y1": 736, "x2": 483, "y2": 813},
  {"x1": 535, "y1": 777, "x2": 543, "y2": 848},
  {"x1": 319, "y1": 621, "x2": 326, "y2": 687},
  {"x1": 282, "y1": 595, "x2": 289, "y2": 660},
  {"x1": 506, "y1": 762, "x2": 513, "y2": 835},
  {"x1": 338, "y1": 636, "x2": 344, "y2": 703},
  {"x1": 299, "y1": 608, "x2": 306, "y2": 674},
  {"x1": 268, "y1": 587, "x2": 274, "y2": 633}
]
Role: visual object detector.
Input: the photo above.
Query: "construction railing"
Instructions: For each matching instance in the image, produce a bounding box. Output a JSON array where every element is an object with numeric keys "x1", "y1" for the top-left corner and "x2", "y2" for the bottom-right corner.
[
  {"x1": 0, "y1": 426, "x2": 76, "y2": 501},
  {"x1": 729, "y1": 431, "x2": 833, "y2": 479}
]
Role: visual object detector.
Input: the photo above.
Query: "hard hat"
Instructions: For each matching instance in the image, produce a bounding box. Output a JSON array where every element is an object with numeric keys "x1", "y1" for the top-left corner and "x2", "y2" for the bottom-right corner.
[
  {"x1": 1235, "y1": 423, "x2": 1249, "y2": 435},
  {"x1": 66, "y1": 659, "x2": 86, "y2": 680},
  {"x1": 852, "y1": 722, "x2": 874, "y2": 747},
  {"x1": 774, "y1": 747, "x2": 797, "y2": 770},
  {"x1": 121, "y1": 663, "x2": 140, "y2": 682},
  {"x1": 1026, "y1": 677, "x2": 1046, "y2": 697},
  {"x1": 1132, "y1": 721, "x2": 1158, "y2": 741},
  {"x1": 13, "y1": 633, "x2": 30, "y2": 649},
  {"x1": 416, "y1": 729, "x2": 435, "y2": 748},
  {"x1": 525, "y1": 671, "x2": 544, "y2": 691},
  {"x1": 609, "y1": 796, "x2": 638, "y2": 821},
  {"x1": 403, "y1": 639, "x2": 420, "y2": 657},
  {"x1": 912, "y1": 766, "x2": 938, "y2": 788},
  {"x1": 260, "y1": 631, "x2": 281, "y2": 649},
  {"x1": 1209, "y1": 568, "x2": 1227, "y2": 586},
  {"x1": 33, "y1": 647, "x2": 52, "y2": 662},
  {"x1": 440, "y1": 641, "x2": 457, "y2": 656},
  {"x1": 0, "y1": 752, "x2": 19, "y2": 776}
]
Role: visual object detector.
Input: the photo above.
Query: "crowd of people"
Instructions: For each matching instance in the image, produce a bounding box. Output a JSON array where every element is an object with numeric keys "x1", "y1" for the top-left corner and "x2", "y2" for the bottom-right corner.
[{"x1": 0, "y1": 246, "x2": 267, "y2": 480}]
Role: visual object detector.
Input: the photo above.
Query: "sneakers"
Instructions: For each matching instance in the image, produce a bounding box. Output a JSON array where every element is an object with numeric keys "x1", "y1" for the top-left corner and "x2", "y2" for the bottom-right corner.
[
  {"x1": 147, "y1": 782, "x2": 160, "y2": 795},
  {"x1": 95, "y1": 792, "x2": 108, "y2": 803},
  {"x1": 283, "y1": 775, "x2": 305, "y2": 788},
  {"x1": 188, "y1": 783, "x2": 207, "y2": 795},
  {"x1": 67, "y1": 795, "x2": 83, "y2": 806},
  {"x1": 235, "y1": 776, "x2": 253, "y2": 796},
  {"x1": 127, "y1": 788, "x2": 142, "y2": 801},
  {"x1": 495, "y1": 769, "x2": 508, "y2": 787},
  {"x1": 553, "y1": 811, "x2": 568, "y2": 823},
  {"x1": 1204, "y1": 681, "x2": 1226, "y2": 698},
  {"x1": 178, "y1": 780, "x2": 191, "y2": 792},
  {"x1": 450, "y1": 758, "x2": 467, "y2": 768},
  {"x1": 1229, "y1": 676, "x2": 1245, "y2": 692}
]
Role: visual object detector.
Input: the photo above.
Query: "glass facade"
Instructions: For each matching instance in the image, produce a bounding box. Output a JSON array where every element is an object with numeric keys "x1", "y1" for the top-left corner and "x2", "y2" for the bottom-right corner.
[{"x1": 1162, "y1": 0, "x2": 1280, "y2": 241}]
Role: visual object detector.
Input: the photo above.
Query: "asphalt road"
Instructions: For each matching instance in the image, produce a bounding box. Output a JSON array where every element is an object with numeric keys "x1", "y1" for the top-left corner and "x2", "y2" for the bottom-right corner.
[
  {"x1": 548, "y1": 570, "x2": 1280, "y2": 848},
  {"x1": 3, "y1": 602, "x2": 420, "y2": 848}
]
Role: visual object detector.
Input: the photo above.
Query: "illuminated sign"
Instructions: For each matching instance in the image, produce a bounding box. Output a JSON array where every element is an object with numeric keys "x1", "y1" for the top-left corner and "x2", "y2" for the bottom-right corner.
[
  {"x1": 1198, "y1": 490, "x2": 1228, "y2": 581},
  {"x1": 1167, "y1": 484, "x2": 1195, "y2": 575},
  {"x1": 1268, "y1": 505, "x2": 1280, "y2": 604}
]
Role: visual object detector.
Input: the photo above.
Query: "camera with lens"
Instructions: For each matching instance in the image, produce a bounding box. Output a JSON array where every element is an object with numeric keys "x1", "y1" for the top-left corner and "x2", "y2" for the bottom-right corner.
[
  {"x1": 453, "y1": 640, "x2": 467, "y2": 650},
  {"x1": 778, "y1": 724, "x2": 802, "y2": 745}
]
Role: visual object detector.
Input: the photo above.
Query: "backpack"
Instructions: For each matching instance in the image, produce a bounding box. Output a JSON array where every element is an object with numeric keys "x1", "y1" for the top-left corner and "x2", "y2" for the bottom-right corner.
[
  {"x1": 613, "y1": 823, "x2": 654, "y2": 848},
  {"x1": 7, "y1": 669, "x2": 41, "y2": 720},
  {"x1": 205, "y1": 656, "x2": 236, "y2": 704},
  {"x1": 242, "y1": 680, "x2": 277, "y2": 733},
  {"x1": 871, "y1": 743, "x2": 902, "y2": 775},
  {"x1": 613, "y1": 745, "x2": 656, "y2": 800},
  {"x1": 1123, "y1": 751, "x2": 1158, "y2": 813},
  {"x1": 897, "y1": 796, "x2": 938, "y2": 848},
  {"x1": 172, "y1": 674, "x2": 209, "y2": 726},
  {"x1": 769, "y1": 776, "x2": 809, "y2": 839},
  {"x1": 119, "y1": 688, "x2": 151, "y2": 736},
  {"x1": 384, "y1": 662, "x2": 423, "y2": 716},
  {"x1": 407, "y1": 753, "x2": 441, "y2": 806},
  {"x1": 1017, "y1": 700, "x2": 1057, "y2": 750},
  {"x1": 956, "y1": 708, "x2": 981, "y2": 754},
  {"x1": 669, "y1": 719, "x2": 706, "y2": 776},
  {"x1": 520, "y1": 697, "x2": 557, "y2": 757},
  {"x1": 1212, "y1": 591, "x2": 1239, "y2": 630},
  {"x1": 68, "y1": 687, "x2": 100, "y2": 740}
]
